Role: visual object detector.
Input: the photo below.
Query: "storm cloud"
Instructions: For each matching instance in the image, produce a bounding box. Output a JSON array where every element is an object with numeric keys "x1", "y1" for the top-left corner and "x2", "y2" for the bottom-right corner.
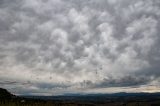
[{"x1": 0, "y1": 0, "x2": 160, "y2": 95}]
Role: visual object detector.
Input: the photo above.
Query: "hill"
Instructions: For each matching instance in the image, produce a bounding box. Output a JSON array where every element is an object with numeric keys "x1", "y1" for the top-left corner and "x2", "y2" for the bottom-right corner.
[{"x1": 0, "y1": 88, "x2": 13, "y2": 99}]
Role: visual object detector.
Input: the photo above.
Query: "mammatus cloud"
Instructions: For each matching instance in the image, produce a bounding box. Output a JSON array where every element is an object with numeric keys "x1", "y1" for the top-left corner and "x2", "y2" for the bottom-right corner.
[{"x1": 0, "y1": 0, "x2": 160, "y2": 95}]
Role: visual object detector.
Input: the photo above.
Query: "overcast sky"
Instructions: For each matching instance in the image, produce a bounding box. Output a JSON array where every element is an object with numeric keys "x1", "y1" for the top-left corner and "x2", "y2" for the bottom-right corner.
[{"x1": 0, "y1": 0, "x2": 160, "y2": 95}]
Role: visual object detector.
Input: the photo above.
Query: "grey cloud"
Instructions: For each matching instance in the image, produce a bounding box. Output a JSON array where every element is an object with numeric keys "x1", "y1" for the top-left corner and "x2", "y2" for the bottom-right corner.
[
  {"x1": 0, "y1": 80, "x2": 32, "y2": 88},
  {"x1": 0, "y1": 0, "x2": 160, "y2": 95},
  {"x1": 0, "y1": 81, "x2": 18, "y2": 85},
  {"x1": 134, "y1": 66, "x2": 160, "y2": 78},
  {"x1": 35, "y1": 83, "x2": 70, "y2": 90},
  {"x1": 97, "y1": 76, "x2": 152, "y2": 88},
  {"x1": 81, "y1": 75, "x2": 152, "y2": 89}
]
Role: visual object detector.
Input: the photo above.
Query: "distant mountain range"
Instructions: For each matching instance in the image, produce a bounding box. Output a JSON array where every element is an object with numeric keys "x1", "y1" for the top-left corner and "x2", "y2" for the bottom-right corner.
[
  {"x1": 22, "y1": 92, "x2": 160, "y2": 102},
  {"x1": 1, "y1": 88, "x2": 160, "y2": 102}
]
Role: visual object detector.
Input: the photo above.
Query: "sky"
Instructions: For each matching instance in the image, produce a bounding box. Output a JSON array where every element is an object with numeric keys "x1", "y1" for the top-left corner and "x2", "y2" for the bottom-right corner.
[{"x1": 0, "y1": 0, "x2": 160, "y2": 95}]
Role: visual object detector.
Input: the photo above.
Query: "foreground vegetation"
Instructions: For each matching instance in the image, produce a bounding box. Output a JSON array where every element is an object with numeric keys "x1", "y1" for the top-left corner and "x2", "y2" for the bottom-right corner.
[{"x1": 1, "y1": 99, "x2": 160, "y2": 106}]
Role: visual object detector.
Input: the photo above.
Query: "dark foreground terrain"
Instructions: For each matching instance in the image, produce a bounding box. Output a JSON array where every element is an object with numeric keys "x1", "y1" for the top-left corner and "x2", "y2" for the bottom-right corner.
[{"x1": 0, "y1": 88, "x2": 160, "y2": 106}]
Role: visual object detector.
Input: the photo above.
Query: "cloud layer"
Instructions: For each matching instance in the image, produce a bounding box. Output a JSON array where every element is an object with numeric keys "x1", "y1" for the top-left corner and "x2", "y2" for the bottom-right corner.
[{"x1": 0, "y1": 0, "x2": 160, "y2": 95}]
